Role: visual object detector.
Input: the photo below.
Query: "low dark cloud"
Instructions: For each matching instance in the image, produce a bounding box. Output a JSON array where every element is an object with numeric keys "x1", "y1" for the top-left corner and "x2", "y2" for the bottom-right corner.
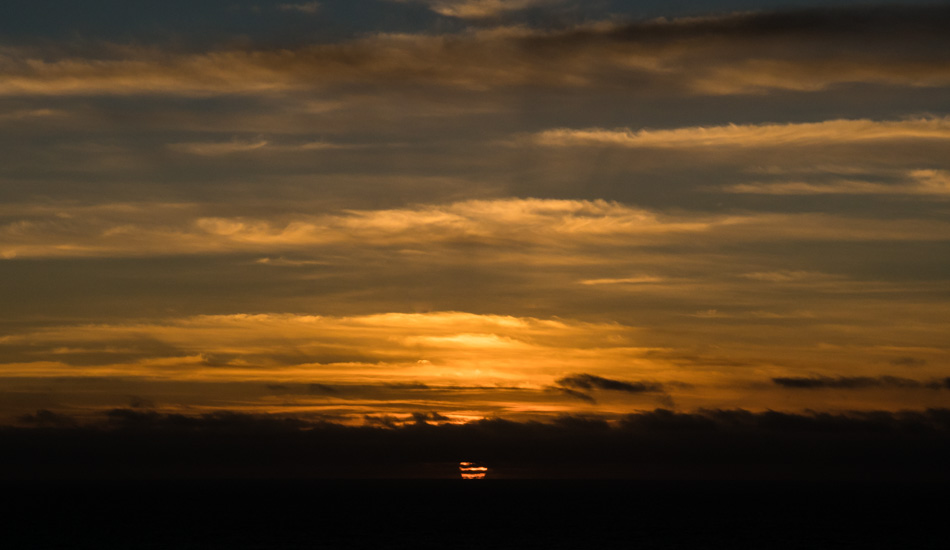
[
  {"x1": 383, "y1": 382, "x2": 430, "y2": 390},
  {"x1": 16, "y1": 409, "x2": 77, "y2": 428},
  {"x1": 890, "y1": 356, "x2": 927, "y2": 368},
  {"x1": 104, "y1": 408, "x2": 312, "y2": 433},
  {"x1": 128, "y1": 396, "x2": 154, "y2": 409},
  {"x1": 5, "y1": 407, "x2": 950, "y2": 481},
  {"x1": 772, "y1": 375, "x2": 946, "y2": 390},
  {"x1": 654, "y1": 393, "x2": 675, "y2": 409},
  {"x1": 553, "y1": 387, "x2": 596, "y2": 403},
  {"x1": 551, "y1": 374, "x2": 666, "y2": 403},
  {"x1": 364, "y1": 411, "x2": 450, "y2": 427},
  {"x1": 606, "y1": 5, "x2": 950, "y2": 40},
  {"x1": 308, "y1": 383, "x2": 342, "y2": 395},
  {"x1": 557, "y1": 373, "x2": 663, "y2": 394},
  {"x1": 410, "y1": 411, "x2": 449, "y2": 425},
  {"x1": 0, "y1": 339, "x2": 186, "y2": 367},
  {"x1": 364, "y1": 414, "x2": 401, "y2": 429}
]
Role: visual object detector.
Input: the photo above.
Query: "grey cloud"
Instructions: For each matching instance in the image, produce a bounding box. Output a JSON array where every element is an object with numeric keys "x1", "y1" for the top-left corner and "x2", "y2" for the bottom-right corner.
[
  {"x1": 128, "y1": 396, "x2": 155, "y2": 409},
  {"x1": 104, "y1": 408, "x2": 312, "y2": 432},
  {"x1": 552, "y1": 387, "x2": 596, "y2": 403},
  {"x1": 554, "y1": 373, "x2": 664, "y2": 403},
  {"x1": 363, "y1": 414, "x2": 400, "y2": 428},
  {"x1": 384, "y1": 382, "x2": 430, "y2": 390},
  {"x1": 16, "y1": 409, "x2": 77, "y2": 427},
  {"x1": 308, "y1": 383, "x2": 342, "y2": 395},
  {"x1": 772, "y1": 375, "x2": 945, "y2": 390},
  {"x1": 0, "y1": 337, "x2": 188, "y2": 367},
  {"x1": 277, "y1": 2, "x2": 321, "y2": 14},
  {"x1": 890, "y1": 356, "x2": 927, "y2": 368},
  {"x1": 557, "y1": 373, "x2": 663, "y2": 394},
  {"x1": 411, "y1": 411, "x2": 449, "y2": 424},
  {"x1": 932, "y1": 378, "x2": 950, "y2": 390},
  {"x1": 654, "y1": 394, "x2": 675, "y2": 408}
]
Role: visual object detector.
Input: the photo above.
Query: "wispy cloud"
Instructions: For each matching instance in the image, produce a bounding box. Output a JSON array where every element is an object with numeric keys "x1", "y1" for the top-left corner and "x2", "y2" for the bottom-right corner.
[
  {"x1": 396, "y1": 0, "x2": 562, "y2": 18},
  {"x1": 167, "y1": 139, "x2": 353, "y2": 156},
  {"x1": 579, "y1": 276, "x2": 664, "y2": 286},
  {"x1": 0, "y1": 199, "x2": 710, "y2": 259},
  {"x1": 4, "y1": 198, "x2": 950, "y2": 260},
  {"x1": 772, "y1": 375, "x2": 950, "y2": 390},
  {"x1": 725, "y1": 170, "x2": 950, "y2": 196},
  {"x1": 527, "y1": 118, "x2": 950, "y2": 149},
  {"x1": 740, "y1": 271, "x2": 841, "y2": 283},
  {"x1": 556, "y1": 373, "x2": 663, "y2": 393},
  {"x1": 0, "y1": 108, "x2": 66, "y2": 120},
  {"x1": 168, "y1": 139, "x2": 270, "y2": 156},
  {"x1": 277, "y1": 2, "x2": 321, "y2": 15}
]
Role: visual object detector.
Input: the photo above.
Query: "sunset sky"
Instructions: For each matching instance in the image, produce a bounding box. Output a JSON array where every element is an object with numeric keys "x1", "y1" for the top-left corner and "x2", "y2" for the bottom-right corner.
[{"x1": 2, "y1": 0, "x2": 949, "y2": 449}]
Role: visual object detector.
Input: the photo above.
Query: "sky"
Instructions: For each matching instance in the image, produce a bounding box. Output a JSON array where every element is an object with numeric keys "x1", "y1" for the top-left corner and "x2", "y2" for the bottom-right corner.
[{"x1": 1, "y1": 1, "x2": 950, "y2": 478}]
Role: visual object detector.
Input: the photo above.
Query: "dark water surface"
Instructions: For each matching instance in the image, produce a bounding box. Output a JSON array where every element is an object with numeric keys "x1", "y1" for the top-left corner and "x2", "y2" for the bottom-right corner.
[{"x1": 4, "y1": 480, "x2": 943, "y2": 549}]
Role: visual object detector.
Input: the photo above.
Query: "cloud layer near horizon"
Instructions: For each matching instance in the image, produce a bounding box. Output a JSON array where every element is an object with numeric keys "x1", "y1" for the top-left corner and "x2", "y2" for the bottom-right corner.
[{"x1": 6, "y1": 406, "x2": 950, "y2": 481}]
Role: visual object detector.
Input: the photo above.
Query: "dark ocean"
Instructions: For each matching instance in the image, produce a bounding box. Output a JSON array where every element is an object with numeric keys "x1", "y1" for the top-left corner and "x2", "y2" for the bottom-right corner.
[{"x1": 4, "y1": 479, "x2": 943, "y2": 549}]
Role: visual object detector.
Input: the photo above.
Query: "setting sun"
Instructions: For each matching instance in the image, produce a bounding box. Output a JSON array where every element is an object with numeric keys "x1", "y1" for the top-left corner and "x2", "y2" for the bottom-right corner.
[{"x1": 459, "y1": 462, "x2": 488, "y2": 480}]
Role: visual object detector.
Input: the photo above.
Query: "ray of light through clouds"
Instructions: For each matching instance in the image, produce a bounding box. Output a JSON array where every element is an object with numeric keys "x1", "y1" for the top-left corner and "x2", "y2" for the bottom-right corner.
[{"x1": 2, "y1": 0, "x2": 950, "y2": 434}]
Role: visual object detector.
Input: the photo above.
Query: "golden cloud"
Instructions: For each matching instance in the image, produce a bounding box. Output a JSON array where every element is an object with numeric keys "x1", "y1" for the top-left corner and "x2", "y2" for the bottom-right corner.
[
  {"x1": 724, "y1": 169, "x2": 950, "y2": 196},
  {"x1": 0, "y1": 312, "x2": 653, "y2": 383},
  {"x1": 528, "y1": 118, "x2": 950, "y2": 149},
  {"x1": 3, "y1": 197, "x2": 950, "y2": 260},
  {"x1": 3, "y1": 309, "x2": 948, "y2": 418}
]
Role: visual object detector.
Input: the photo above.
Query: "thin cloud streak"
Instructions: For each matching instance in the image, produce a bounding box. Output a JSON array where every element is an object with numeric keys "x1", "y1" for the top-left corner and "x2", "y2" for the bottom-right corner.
[
  {"x1": 397, "y1": 0, "x2": 562, "y2": 19},
  {"x1": 528, "y1": 118, "x2": 950, "y2": 149},
  {"x1": 579, "y1": 276, "x2": 664, "y2": 285},
  {"x1": 277, "y1": 2, "x2": 321, "y2": 14},
  {"x1": 725, "y1": 169, "x2": 950, "y2": 196},
  {"x1": 772, "y1": 375, "x2": 950, "y2": 390},
  {"x1": 168, "y1": 139, "x2": 356, "y2": 155}
]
